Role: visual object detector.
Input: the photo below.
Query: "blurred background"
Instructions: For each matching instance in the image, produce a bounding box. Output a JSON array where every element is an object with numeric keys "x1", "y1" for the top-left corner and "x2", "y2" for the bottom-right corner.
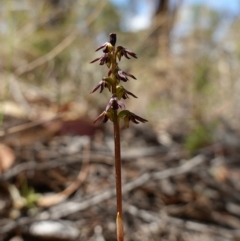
[
  {"x1": 1, "y1": 0, "x2": 240, "y2": 241},
  {"x1": 1, "y1": 0, "x2": 240, "y2": 137}
]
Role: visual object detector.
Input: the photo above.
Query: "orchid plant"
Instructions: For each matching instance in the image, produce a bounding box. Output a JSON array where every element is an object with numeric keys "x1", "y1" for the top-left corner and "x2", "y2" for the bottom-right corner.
[{"x1": 90, "y1": 33, "x2": 147, "y2": 241}]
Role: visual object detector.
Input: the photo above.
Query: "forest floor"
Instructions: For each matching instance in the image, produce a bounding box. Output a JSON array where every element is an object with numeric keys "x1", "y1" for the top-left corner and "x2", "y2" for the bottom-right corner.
[{"x1": 1, "y1": 103, "x2": 240, "y2": 241}]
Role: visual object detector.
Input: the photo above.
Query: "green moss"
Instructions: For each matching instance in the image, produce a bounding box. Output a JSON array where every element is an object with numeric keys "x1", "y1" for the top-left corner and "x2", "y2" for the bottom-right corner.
[
  {"x1": 184, "y1": 123, "x2": 215, "y2": 152},
  {"x1": 20, "y1": 179, "x2": 41, "y2": 209},
  {"x1": 194, "y1": 57, "x2": 211, "y2": 94}
]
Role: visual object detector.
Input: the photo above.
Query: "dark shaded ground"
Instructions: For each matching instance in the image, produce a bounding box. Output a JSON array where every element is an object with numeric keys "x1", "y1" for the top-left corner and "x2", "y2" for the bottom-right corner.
[{"x1": 1, "y1": 116, "x2": 240, "y2": 241}]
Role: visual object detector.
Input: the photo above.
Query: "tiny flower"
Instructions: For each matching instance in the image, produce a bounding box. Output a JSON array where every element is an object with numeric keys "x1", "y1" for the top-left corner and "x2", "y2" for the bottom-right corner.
[
  {"x1": 117, "y1": 69, "x2": 136, "y2": 82},
  {"x1": 106, "y1": 95, "x2": 125, "y2": 111},
  {"x1": 95, "y1": 42, "x2": 113, "y2": 53},
  {"x1": 122, "y1": 89, "x2": 137, "y2": 99},
  {"x1": 108, "y1": 68, "x2": 136, "y2": 82},
  {"x1": 118, "y1": 110, "x2": 148, "y2": 127},
  {"x1": 90, "y1": 78, "x2": 112, "y2": 93},
  {"x1": 93, "y1": 111, "x2": 109, "y2": 124},
  {"x1": 93, "y1": 110, "x2": 114, "y2": 124},
  {"x1": 116, "y1": 46, "x2": 137, "y2": 60},
  {"x1": 90, "y1": 53, "x2": 111, "y2": 68},
  {"x1": 116, "y1": 85, "x2": 137, "y2": 99},
  {"x1": 124, "y1": 112, "x2": 148, "y2": 127}
]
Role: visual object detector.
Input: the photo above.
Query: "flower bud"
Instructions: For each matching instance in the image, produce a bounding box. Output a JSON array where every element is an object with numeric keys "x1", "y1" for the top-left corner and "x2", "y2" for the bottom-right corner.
[{"x1": 109, "y1": 33, "x2": 117, "y2": 46}]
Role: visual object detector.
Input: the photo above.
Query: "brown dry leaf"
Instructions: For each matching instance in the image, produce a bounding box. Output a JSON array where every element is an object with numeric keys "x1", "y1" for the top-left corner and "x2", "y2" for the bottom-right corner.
[
  {"x1": 60, "y1": 118, "x2": 99, "y2": 136},
  {"x1": 0, "y1": 101, "x2": 27, "y2": 119},
  {"x1": 0, "y1": 143, "x2": 15, "y2": 174},
  {"x1": 0, "y1": 117, "x2": 63, "y2": 147}
]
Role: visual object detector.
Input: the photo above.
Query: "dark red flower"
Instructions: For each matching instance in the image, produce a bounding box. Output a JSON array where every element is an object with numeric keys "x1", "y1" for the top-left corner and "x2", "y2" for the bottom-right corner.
[
  {"x1": 117, "y1": 69, "x2": 136, "y2": 82},
  {"x1": 106, "y1": 95, "x2": 125, "y2": 111},
  {"x1": 122, "y1": 89, "x2": 137, "y2": 99},
  {"x1": 126, "y1": 113, "x2": 148, "y2": 125},
  {"x1": 90, "y1": 79, "x2": 111, "y2": 94},
  {"x1": 108, "y1": 68, "x2": 136, "y2": 82},
  {"x1": 116, "y1": 85, "x2": 137, "y2": 99},
  {"x1": 93, "y1": 111, "x2": 109, "y2": 124},
  {"x1": 95, "y1": 42, "x2": 114, "y2": 53},
  {"x1": 118, "y1": 110, "x2": 148, "y2": 127},
  {"x1": 116, "y1": 46, "x2": 137, "y2": 60},
  {"x1": 90, "y1": 53, "x2": 111, "y2": 67}
]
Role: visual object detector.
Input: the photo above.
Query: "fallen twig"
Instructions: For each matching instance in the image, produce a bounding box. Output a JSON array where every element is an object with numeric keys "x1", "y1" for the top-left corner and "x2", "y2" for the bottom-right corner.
[
  {"x1": 0, "y1": 154, "x2": 206, "y2": 233},
  {"x1": 44, "y1": 155, "x2": 206, "y2": 219},
  {"x1": 127, "y1": 204, "x2": 240, "y2": 239},
  {"x1": 37, "y1": 141, "x2": 91, "y2": 207}
]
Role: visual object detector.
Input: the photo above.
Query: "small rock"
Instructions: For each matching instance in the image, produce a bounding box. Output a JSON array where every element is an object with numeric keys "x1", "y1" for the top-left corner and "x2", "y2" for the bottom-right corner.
[
  {"x1": 9, "y1": 236, "x2": 23, "y2": 241},
  {"x1": 29, "y1": 220, "x2": 79, "y2": 240}
]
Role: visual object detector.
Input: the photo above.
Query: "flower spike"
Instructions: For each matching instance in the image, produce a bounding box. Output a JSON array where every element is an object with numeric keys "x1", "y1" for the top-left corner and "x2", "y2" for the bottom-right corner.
[{"x1": 90, "y1": 33, "x2": 147, "y2": 241}]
